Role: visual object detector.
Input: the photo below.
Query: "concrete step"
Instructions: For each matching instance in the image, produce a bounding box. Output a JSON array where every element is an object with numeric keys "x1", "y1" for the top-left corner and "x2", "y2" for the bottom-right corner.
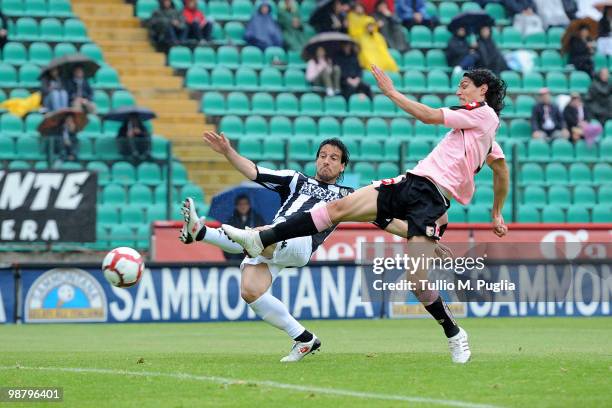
[
  {"x1": 153, "y1": 123, "x2": 210, "y2": 136},
  {"x1": 96, "y1": 41, "x2": 153, "y2": 53},
  {"x1": 73, "y1": 4, "x2": 134, "y2": 16},
  {"x1": 140, "y1": 98, "x2": 200, "y2": 113},
  {"x1": 104, "y1": 52, "x2": 166, "y2": 67},
  {"x1": 87, "y1": 28, "x2": 149, "y2": 42},
  {"x1": 73, "y1": 0, "x2": 123, "y2": 3},
  {"x1": 154, "y1": 112, "x2": 206, "y2": 123},
  {"x1": 116, "y1": 66, "x2": 174, "y2": 77},
  {"x1": 77, "y1": 18, "x2": 141, "y2": 29},
  {"x1": 121, "y1": 75, "x2": 183, "y2": 90}
]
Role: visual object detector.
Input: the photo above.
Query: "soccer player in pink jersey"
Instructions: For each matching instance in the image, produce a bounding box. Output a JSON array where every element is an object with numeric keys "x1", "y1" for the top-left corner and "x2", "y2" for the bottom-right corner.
[{"x1": 223, "y1": 66, "x2": 510, "y2": 363}]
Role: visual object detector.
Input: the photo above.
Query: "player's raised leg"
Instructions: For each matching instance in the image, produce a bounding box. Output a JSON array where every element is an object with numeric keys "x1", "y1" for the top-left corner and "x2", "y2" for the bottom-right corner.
[{"x1": 241, "y1": 263, "x2": 321, "y2": 362}]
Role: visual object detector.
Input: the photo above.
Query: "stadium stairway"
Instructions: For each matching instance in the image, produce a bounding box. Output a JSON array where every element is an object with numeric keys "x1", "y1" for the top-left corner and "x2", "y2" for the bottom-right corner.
[{"x1": 70, "y1": 0, "x2": 244, "y2": 198}]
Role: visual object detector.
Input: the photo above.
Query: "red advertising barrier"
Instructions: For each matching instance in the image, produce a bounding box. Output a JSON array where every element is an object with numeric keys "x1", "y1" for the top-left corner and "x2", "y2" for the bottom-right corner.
[{"x1": 152, "y1": 221, "x2": 612, "y2": 262}]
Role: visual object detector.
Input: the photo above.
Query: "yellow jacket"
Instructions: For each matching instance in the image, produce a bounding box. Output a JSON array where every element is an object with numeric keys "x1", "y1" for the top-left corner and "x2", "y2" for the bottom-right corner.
[
  {"x1": 0, "y1": 92, "x2": 41, "y2": 118},
  {"x1": 348, "y1": 15, "x2": 398, "y2": 72}
]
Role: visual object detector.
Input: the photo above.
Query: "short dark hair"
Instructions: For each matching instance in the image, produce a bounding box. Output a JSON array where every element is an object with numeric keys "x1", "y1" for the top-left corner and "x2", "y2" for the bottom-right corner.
[
  {"x1": 463, "y1": 69, "x2": 507, "y2": 116},
  {"x1": 315, "y1": 138, "x2": 350, "y2": 181},
  {"x1": 235, "y1": 194, "x2": 250, "y2": 205}
]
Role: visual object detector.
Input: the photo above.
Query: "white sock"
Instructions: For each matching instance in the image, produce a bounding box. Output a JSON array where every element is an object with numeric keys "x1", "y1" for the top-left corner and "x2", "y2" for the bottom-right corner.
[
  {"x1": 248, "y1": 292, "x2": 305, "y2": 339},
  {"x1": 201, "y1": 227, "x2": 244, "y2": 254}
]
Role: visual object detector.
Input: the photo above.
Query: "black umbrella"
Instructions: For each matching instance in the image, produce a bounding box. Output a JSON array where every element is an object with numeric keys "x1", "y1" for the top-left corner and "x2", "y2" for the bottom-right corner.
[
  {"x1": 308, "y1": 0, "x2": 335, "y2": 27},
  {"x1": 301, "y1": 31, "x2": 358, "y2": 60},
  {"x1": 103, "y1": 106, "x2": 157, "y2": 122},
  {"x1": 40, "y1": 53, "x2": 100, "y2": 79},
  {"x1": 37, "y1": 108, "x2": 89, "y2": 134},
  {"x1": 448, "y1": 11, "x2": 495, "y2": 34}
]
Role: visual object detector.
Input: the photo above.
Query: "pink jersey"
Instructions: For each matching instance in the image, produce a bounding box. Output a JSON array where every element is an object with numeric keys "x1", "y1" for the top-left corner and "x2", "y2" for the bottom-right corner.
[{"x1": 409, "y1": 102, "x2": 505, "y2": 205}]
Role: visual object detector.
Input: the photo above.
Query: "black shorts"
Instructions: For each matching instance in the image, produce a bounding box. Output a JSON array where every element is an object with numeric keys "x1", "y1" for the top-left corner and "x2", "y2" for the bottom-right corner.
[{"x1": 374, "y1": 173, "x2": 450, "y2": 240}]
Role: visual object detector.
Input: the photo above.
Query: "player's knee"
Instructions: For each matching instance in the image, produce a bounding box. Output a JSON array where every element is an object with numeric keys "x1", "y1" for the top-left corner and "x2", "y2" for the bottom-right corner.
[
  {"x1": 327, "y1": 199, "x2": 346, "y2": 220},
  {"x1": 240, "y1": 284, "x2": 263, "y2": 304}
]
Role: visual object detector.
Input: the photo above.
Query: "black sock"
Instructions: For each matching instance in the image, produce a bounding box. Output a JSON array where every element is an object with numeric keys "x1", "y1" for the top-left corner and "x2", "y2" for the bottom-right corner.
[
  {"x1": 259, "y1": 212, "x2": 318, "y2": 248},
  {"x1": 294, "y1": 330, "x2": 313, "y2": 343},
  {"x1": 195, "y1": 225, "x2": 207, "y2": 241},
  {"x1": 424, "y1": 296, "x2": 460, "y2": 338}
]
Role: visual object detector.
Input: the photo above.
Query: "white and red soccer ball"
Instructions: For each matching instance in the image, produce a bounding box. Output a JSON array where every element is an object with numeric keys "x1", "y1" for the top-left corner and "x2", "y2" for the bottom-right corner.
[{"x1": 102, "y1": 247, "x2": 144, "y2": 288}]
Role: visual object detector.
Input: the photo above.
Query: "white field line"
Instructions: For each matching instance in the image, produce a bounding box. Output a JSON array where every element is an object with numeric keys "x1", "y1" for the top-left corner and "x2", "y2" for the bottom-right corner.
[{"x1": 0, "y1": 365, "x2": 503, "y2": 408}]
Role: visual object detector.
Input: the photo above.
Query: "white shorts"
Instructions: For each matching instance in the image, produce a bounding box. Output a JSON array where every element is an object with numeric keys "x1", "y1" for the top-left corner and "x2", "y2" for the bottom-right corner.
[{"x1": 240, "y1": 235, "x2": 313, "y2": 281}]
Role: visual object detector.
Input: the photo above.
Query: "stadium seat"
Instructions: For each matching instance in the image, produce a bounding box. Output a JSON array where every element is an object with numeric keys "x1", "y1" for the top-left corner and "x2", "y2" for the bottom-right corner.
[
  {"x1": 240, "y1": 46, "x2": 263, "y2": 68},
  {"x1": 474, "y1": 185, "x2": 494, "y2": 204},
  {"x1": 598, "y1": 185, "x2": 612, "y2": 204},
  {"x1": 94, "y1": 67, "x2": 121, "y2": 89},
  {"x1": 40, "y1": 18, "x2": 63, "y2": 41},
  {"x1": 168, "y1": 46, "x2": 192, "y2": 69},
  {"x1": 186, "y1": 67, "x2": 210, "y2": 90},
  {"x1": 425, "y1": 49, "x2": 447, "y2": 70},
  {"x1": 546, "y1": 72, "x2": 568, "y2": 93},
  {"x1": 181, "y1": 183, "x2": 205, "y2": 204},
  {"x1": 284, "y1": 68, "x2": 308, "y2": 90},
  {"x1": 467, "y1": 204, "x2": 491, "y2": 222},
  {"x1": 201, "y1": 91, "x2": 225, "y2": 115},
  {"x1": 224, "y1": 21, "x2": 246, "y2": 45},
  {"x1": 524, "y1": 32, "x2": 546, "y2": 49},
  {"x1": 432, "y1": 26, "x2": 451, "y2": 48},
  {"x1": 262, "y1": 138, "x2": 285, "y2": 161},
  {"x1": 569, "y1": 162, "x2": 591, "y2": 185},
  {"x1": 353, "y1": 162, "x2": 376, "y2": 184},
  {"x1": 569, "y1": 71, "x2": 591, "y2": 93},
  {"x1": 3, "y1": 42, "x2": 28, "y2": 65},
  {"x1": 102, "y1": 184, "x2": 127, "y2": 204},
  {"x1": 294, "y1": 117, "x2": 317, "y2": 138},
  {"x1": 260, "y1": 67, "x2": 284, "y2": 91},
  {"x1": 87, "y1": 161, "x2": 111, "y2": 186},
  {"x1": 527, "y1": 139, "x2": 550, "y2": 161},
  {"x1": 501, "y1": 27, "x2": 522, "y2": 48},
  {"x1": 366, "y1": 118, "x2": 389, "y2": 138},
  {"x1": 239, "y1": 138, "x2": 263, "y2": 160},
  {"x1": 264, "y1": 46, "x2": 287, "y2": 65},
  {"x1": 8, "y1": 161, "x2": 30, "y2": 170},
  {"x1": 234, "y1": 67, "x2": 258, "y2": 91},
  {"x1": 510, "y1": 119, "x2": 531, "y2": 139},
  {"x1": 548, "y1": 185, "x2": 571, "y2": 207},
  {"x1": 0, "y1": 64, "x2": 18, "y2": 88},
  {"x1": 276, "y1": 93, "x2": 299, "y2": 116},
  {"x1": 300, "y1": 93, "x2": 323, "y2": 115},
  {"x1": 0, "y1": 136, "x2": 16, "y2": 159},
  {"x1": 408, "y1": 139, "x2": 431, "y2": 158},
  {"x1": 128, "y1": 184, "x2": 153, "y2": 205},
  {"x1": 521, "y1": 163, "x2": 544, "y2": 185},
  {"x1": 360, "y1": 139, "x2": 385, "y2": 161},
  {"x1": 80, "y1": 43, "x2": 104, "y2": 64},
  {"x1": 111, "y1": 90, "x2": 135, "y2": 109},
  {"x1": 403, "y1": 50, "x2": 425, "y2": 70},
  {"x1": 567, "y1": 205, "x2": 590, "y2": 222},
  {"x1": 324, "y1": 96, "x2": 347, "y2": 116},
  {"x1": 593, "y1": 163, "x2": 612, "y2": 183},
  {"x1": 15, "y1": 18, "x2": 39, "y2": 41},
  {"x1": 522, "y1": 185, "x2": 546, "y2": 208},
  {"x1": 545, "y1": 163, "x2": 568, "y2": 185},
  {"x1": 541, "y1": 205, "x2": 565, "y2": 222},
  {"x1": 592, "y1": 204, "x2": 612, "y2": 222},
  {"x1": 244, "y1": 115, "x2": 268, "y2": 138},
  {"x1": 226, "y1": 91, "x2": 250, "y2": 115},
  {"x1": 501, "y1": 71, "x2": 521, "y2": 92},
  {"x1": 409, "y1": 26, "x2": 432, "y2": 48},
  {"x1": 372, "y1": 94, "x2": 396, "y2": 117},
  {"x1": 447, "y1": 205, "x2": 467, "y2": 223},
  {"x1": 383, "y1": 139, "x2": 401, "y2": 161},
  {"x1": 518, "y1": 204, "x2": 541, "y2": 222},
  {"x1": 390, "y1": 118, "x2": 412, "y2": 139},
  {"x1": 378, "y1": 162, "x2": 399, "y2": 179},
  {"x1": 29, "y1": 42, "x2": 53, "y2": 65},
  {"x1": 427, "y1": 70, "x2": 450, "y2": 92},
  {"x1": 111, "y1": 162, "x2": 136, "y2": 185},
  {"x1": 193, "y1": 47, "x2": 216, "y2": 68},
  {"x1": 218, "y1": 115, "x2": 243, "y2": 138},
  {"x1": 342, "y1": 117, "x2": 365, "y2": 138},
  {"x1": 348, "y1": 94, "x2": 372, "y2": 115},
  {"x1": 573, "y1": 185, "x2": 596, "y2": 205},
  {"x1": 64, "y1": 19, "x2": 88, "y2": 42},
  {"x1": 438, "y1": 2, "x2": 459, "y2": 24},
  {"x1": 210, "y1": 66, "x2": 234, "y2": 89},
  {"x1": 137, "y1": 162, "x2": 162, "y2": 185},
  {"x1": 318, "y1": 116, "x2": 341, "y2": 139},
  {"x1": 289, "y1": 137, "x2": 312, "y2": 161},
  {"x1": 403, "y1": 70, "x2": 427, "y2": 92}
]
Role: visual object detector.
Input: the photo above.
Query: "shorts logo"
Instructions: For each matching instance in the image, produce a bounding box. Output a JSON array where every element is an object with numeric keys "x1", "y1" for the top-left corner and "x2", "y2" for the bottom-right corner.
[
  {"x1": 25, "y1": 268, "x2": 107, "y2": 323},
  {"x1": 426, "y1": 226, "x2": 435, "y2": 237}
]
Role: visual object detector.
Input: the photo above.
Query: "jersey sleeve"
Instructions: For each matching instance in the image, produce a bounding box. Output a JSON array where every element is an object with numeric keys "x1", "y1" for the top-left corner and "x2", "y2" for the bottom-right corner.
[
  {"x1": 254, "y1": 166, "x2": 297, "y2": 192},
  {"x1": 441, "y1": 106, "x2": 486, "y2": 130},
  {"x1": 487, "y1": 141, "x2": 505, "y2": 161}
]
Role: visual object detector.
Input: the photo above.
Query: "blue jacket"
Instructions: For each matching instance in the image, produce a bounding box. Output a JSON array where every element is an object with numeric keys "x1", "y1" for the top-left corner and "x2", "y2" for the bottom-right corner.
[{"x1": 395, "y1": 0, "x2": 429, "y2": 22}]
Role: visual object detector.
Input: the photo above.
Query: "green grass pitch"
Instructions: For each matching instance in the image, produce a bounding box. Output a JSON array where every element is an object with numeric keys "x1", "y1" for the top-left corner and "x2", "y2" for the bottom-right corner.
[{"x1": 0, "y1": 317, "x2": 610, "y2": 407}]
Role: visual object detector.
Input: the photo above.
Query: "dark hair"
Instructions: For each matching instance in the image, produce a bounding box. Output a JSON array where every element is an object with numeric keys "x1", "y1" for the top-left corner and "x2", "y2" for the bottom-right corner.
[
  {"x1": 315, "y1": 138, "x2": 350, "y2": 181},
  {"x1": 463, "y1": 69, "x2": 507, "y2": 116},
  {"x1": 234, "y1": 194, "x2": 250, "y2": 205}
]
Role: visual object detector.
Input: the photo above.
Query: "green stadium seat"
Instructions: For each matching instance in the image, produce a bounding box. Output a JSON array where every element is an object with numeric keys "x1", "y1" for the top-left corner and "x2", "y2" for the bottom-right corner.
[
  {"x1": 427, "y1": 70, "x2": 450, "y2": 92},
  {"x1": 420, "y1": 94, "x2": 443, "y2": 109},
  {"x1": 383, "y1": 139, "x2": 401, "y2": 161},
  {"x1": 218, "y1": 115, "x2": 243, "y2": 138},
  {"x1": 551, "y1": 139, "x2": 574, "y2": 162},
  {"x1": 29, "y1": 42, "x2": 53, "y2": 65},
  {"x1": 378, "y1": 162, "x2": 399, "y2": 179},
  {"x1": 287, "y1": 50, "x2": 306, "y2": 69},
  {"x1": 521, "y1": 163, "x2": 544, "y2": 185},
  {"x1": 110, "y1": 224, "x2": 136, "y2": 248},
  {"x1": 284, "y1": 68, "x2": 308, "y2": 90},
  {"x1": 514, "y1": 95, "x2": 535, "y2": 118},
  {"x1": 426, "y1": 49, "x2": 447, "y2": 70},
  {"x1": 467, "y1": 204, "x2": 491, "y2": 222},
  {"x1": 522, "y1": 72, "x2": 544, "y2": 93},
  {"x1": 270, "y1": 116, "x2": 292, "y2": 137},
  {"x1": 227, "y1": 91, "x2": 250, "y2": 115},
  {"x1": 546, "y1": 71, "x2": 568, "y2": 93},
  {"x1": 111, "y1": 162, "x2": 136, "y2": 185},
  {"x1": 501, "y1": 70, "x2": 521, "y2": 92},
  {"x1": 366, "y1": 118, "x2": 389, "y2": 138},
  {"x1": 136, "y1": 0, "x2": 157, "y2": 18},
  {"x1": 545, "y1": 163, "x2": 568, "y2": 185},
  {"x1": 0, "y1": 136, "x2": 15, "y2": 159},
  {"x1": 539, "y1": 50, "x2": 564, "y2": 71},
  {"x1": 592, "y1": 204, "x2": 612, "y2": 222},
  {"x1": 137, "y1": 162, "x2": 161, "y2": 185},
  {"x1": 593, "y1": 163, "x2": 612, "y2": 183},
  {"x1": 318, "y1": 116, "x2": 341, "y2": 139},
  {"x1": 181, "y1": 183, "x2": 205, "y2": 204},
  {"x1": 324, "y1": 96, "x2": 347, "y2": 116},
  {"x1": 598, "y1": 185, "x2": 612, "y2": 203},
  {"x1": 594, "y1": 53, "x2": 607, "y2": 70},
  {"x1": 263, "y1": 138, "x2": 285, "y2": 160},
  {"x1": 3, "y1": 42, "x2": 28, "y2": 65},
  {"x1": 264, "y1": 46, "x2": 287, "y2": 65},
  {"x1": 522, "y1": 185, "x2": 546, "y2": 208},
  {"x1": 518, "y1": 205, "x2": 540, "y2": 222},
  {"x1": 294, "y1": 117, "x2": 317, "y2": 138},
  {"x1": 527, "y1": 139, "x2": 550, "y2": 161},
  {"x1": 217, "y1": 46, "x2": 239, "y2": 68},
  {"x1": 474, "y1": 185, "x2": 494, "y2": 205},
  {"x1": 0, "y1": 64, "x2": 18, "y2": 88},
  {"x1": 210, "y1": 66, "x2": 234, "y2": 89},
  {"x1": 569, "y1": 162, "x2": 591, "y2": 184},
  {"x1": 241, "y1": 46, "x2": 263, "y2": 68},
  {"x1": 408, "y1": 139, "x2": 431, "y2": 158},
  {"x1": 348, "y1": 94, "x2": 372, "y2": 115},
  {"x1": 414, "y1": 121, "x2": 438, "y2": 139},
  {"x1": 289, "y1": 137, "x2": 312, "y2": 161},
  {"x1": 276, "y1": 93, "x2": 299, "y2": 115},
  {"x1": 403, "y1": 70, "x2": 426, "y2": 92},
  {"x1": 302, "y1": 162, "x2": 316, "y2": 176},
  {"x1": 360, "y1": 139, "x2": 384, "y2": 161},
  {"x1": 224, "y1": 21, "x2": 246, "y2": 45},
  {"x1": 201, "y1": 91, "x2": 225, "y2": 115},
  {"x1": 151, "y1": 135, "x2": 170, "y2": 160},
  {"x1": 64, "y1": 19, "x2": 88, "y2": 42},
  {"x1": 574, "y1": 140, "x2": 598, "y2": 163},
  {"x1": 485, "y1": 3, "x2": 510, "y2": 25},
  {"x1": 19, "y1": 64, "x2": 41, "y2": 88},
  {"x1": 447, "y1": 205, "x2": 467, "y2": 223},
  {"x1": 169, "y1": 161, "x2": 188, "y2": 186},
  {"x1": 599, "y1": 138, "x2": 612, "y2": 157},
  {"x1": 53, "y1": 42, "x2": 77, "y2": 58},
  {"x1": 438, "y1": 2, "x2": 459, "y2": 24},
  {"x1": 40, "y1": 18, "x2": 63, "y2": 41},
  {"x1": 86, "y1": 161, "x2": 110, "y2": 186},
  {"x1": 342, "y1": 117, "x2": 365, "y2": 138},
  {"x1": 548, "y1": 185, "x2": 570, "y2": 207},
  {"x1": 541, "y1": 205, "x2": 565, "y2": 222},
  {"x1": 501, "y1": 27, "x2": 522, "y2": 48},
  {"x1": 573, "y1": 185, "x2": 596, "y2": 205},
  {"x1": 390, "y1": 118, "x2": 412, "y2": 139},
  {"x1": 547, "y1": 27, "x2": 565, "y2": 48},
  {"x1": 94, "y1": 67, "x2": 121, "y2": 89},
  {"x1": 102, "y1": 184, "x2": 127, "y2": 204},
  {"x1": 244, "y1": 115, "x2": 268, "y2": 138},
  {"x1": 186, "y1": 66, "x2": 210, "y2": 90},
  {"x1": 168, "y1": 46, "x2": 192, "y2": 69},
  {"x1": 15, "y1": 18, "x2": 39, "y2": 41},
  {"x1": 92, "y1": 90, "x2": 110, "y2": 114},
  {"x1": 410, "y1": 26, "x2": 432, "y2": 48},
  {"x1": 524, "y1": 32, "x2": 546, "y2": 49},
  {"x1": 128, "y1": 183, "x2": 153, "y2": 205},
  {"x1": 210, "y1": 21, "x2": 225, "y2": 44},
  {"x1": 193, "y1": 47, "x2": 216, "y2": 68},
  {"x1": 111, "y1": 90, "x2": 135, "y2": 109},
  {"x1": 300, "y1": 93, "x2": 323, "y2": 115},
  {"x1": 8, "y1": 160, "x2": 29, "y2": 169},
  {"x1": 146, "y1": 204, "x2": 167, "y2": 223},
  {"x1": 432, "y1": 26, "x2": 451, "y2": 48},
  {"x1": 2, "y1": 0, "x2": 23, "y2": 17},
  {"x1": 567, "y1": 205, "x2": 590, "y2": 222},
  {"x1": 208, "y1": 1, "x2": 231, "y2": 19},
  {"x1": 569, "y1": 71, "x2": 591, "y2": 93},
  {"x1": 235, "y1": 67, "x2": 258, "y2": 91},
  {"x1": 239, "y1": 138, "x2": 263, "y2": 160},
  {"x1": 25, "y1": 0, "x2": 46, "y2": 16},
  {"x1": 260, "y1": 67, "x2": 283, "y2": 91},
  {"x1": 403, "y1": 50, "x2": 425, "y2": 70},
  {"x1": 372, "y1": 94, "x2": 395, "y2": 117},
  {"x1": 510, "y1": 119, "x2": 531, "y2": 139},
  {"x1": 1, "y1": 113, "x2": 23, "y2": 137},
  {"x1": 154, "y1": 185, "x2": 180, "y2": 205},
  {"x1": 98, "y1": 204, "x2": 120, "y2": 226}
]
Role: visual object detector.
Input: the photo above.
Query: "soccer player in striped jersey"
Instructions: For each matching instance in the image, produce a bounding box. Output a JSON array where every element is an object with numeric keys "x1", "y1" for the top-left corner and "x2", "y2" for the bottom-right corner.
[{"x1": 223, "y1": 67, "x2": 511, "y2": 364}]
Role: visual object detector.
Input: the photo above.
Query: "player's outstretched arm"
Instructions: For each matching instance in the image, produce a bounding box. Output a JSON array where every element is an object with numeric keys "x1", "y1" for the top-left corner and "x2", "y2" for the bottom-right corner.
[
  {"x1": 203, "y1": 130, "x2": 257, "y2": 181},
  {"x1": 488, "y1": 157, "x2": 509, "y2": 237},
  {"x1": 371, "y1": 65, "x2": 444, "y2": 125}
]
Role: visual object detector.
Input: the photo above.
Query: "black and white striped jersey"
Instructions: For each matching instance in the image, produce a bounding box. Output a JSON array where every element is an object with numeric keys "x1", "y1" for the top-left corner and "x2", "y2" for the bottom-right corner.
[{"x1": 254, "y1": 166, "x2": 354, "y2": 251}]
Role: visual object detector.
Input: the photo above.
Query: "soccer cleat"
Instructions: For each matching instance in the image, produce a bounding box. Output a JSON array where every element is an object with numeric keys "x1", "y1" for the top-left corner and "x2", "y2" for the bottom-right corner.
[
  {"x1": 221, "y1": 224, "x2": 264, "y2": 257},
  {"x1": 179, "y1": 197, "x2": 205, "y2": 244},
  {"x1": 280, "y1": 335, "x2": 321, "y2": 363},
  {"x1": 448, "y1": 327, "x2": 471, "y2": 364}
]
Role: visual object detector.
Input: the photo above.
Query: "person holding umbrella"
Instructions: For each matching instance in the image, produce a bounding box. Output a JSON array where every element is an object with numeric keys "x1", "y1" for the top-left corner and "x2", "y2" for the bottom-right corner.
[
  {"x1": 445, "y1": 26, "x2": 479, "y2": 70},
  {"x1": 306, "y1": 46, "x2": 342, "y2": 96},
  {"x1": 567, "y1": 23, "x2": 596, "y2": 76},
  {"x1": 66, "y1": 65, "x2": 96, "y2": 114},
  {"x1": 477, "y1": 25, "x2": 509, "y2": 75},
  {"x1": 333, "y1": 42, "x2": 372, "y2": 99},
  {"x1": 116, "y1": 113, "x2": 152, "y2": 163},
  {"x1": 40, "y1": 67, "x2": 69, "y2": 112},
  {"x1": 38, "y1": 108, "x2": 88, "y2": 162}
]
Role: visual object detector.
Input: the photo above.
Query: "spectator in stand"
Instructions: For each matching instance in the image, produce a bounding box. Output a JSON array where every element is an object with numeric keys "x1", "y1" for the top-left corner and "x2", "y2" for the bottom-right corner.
[
  {"x1": 66, "y1": 65, "x2": 96, "y2": 114},
  {"x1": 563, "y1": 92, "x2": 602, "y2": 143},
  {"x1": 182, "y1": 0, "x2": 213, "y2": 45},
  {"x1": 562, "y1": 0, "x2": 578, "y2": 20},
  {"x1": 362, "y1": 0, "x2": 393, "y2": 15},
  {"x1": 576, "y1": 0, "x2": 602, "y2": 20},
  {"x1": 348, "y1": 3, "x2": 398, "y2": 72},
  {"x1": 476, "y1": 25, "x2": 509, "y2": 74},
  {"x1": 41, "y1": 67, "x2": 69, "y2": 112},
  {"x1": 244, "y1": 1, "x2": 283, "y2": 50},
  {"x1": 531, "y1": 88, "x2": 569, "y2": 140},
  {"x1": 396, "y1": 0, "x2": 438, "y2": 29},
  {"x1": 306, "y1": 46, "x2": 341, "y2": 96},
  {"x1": 373, "y1": 0, "x2": 409, "y2": 52},
  {"x1": 224, "y1": 195, "x2": 265, "y2": 260},
  {"x1": 504, "y1": 0, "x2": 544, "y2": 36},
  {"x1": 278, "y1": 0, "x2": 308, "y2": 51},
  {"x1": 334, "y1": 42, "x2": 373, "y2": 99},
  {"x1": 311, "y1": 0, "x2": 348, "y2": 33},
  {"x1": 148, "y1": 0, "x2": 187, "y2": 49},
  {"x1": 585, "y1": 67, "x2": 611, "y2": 124},
  {"x1": 116, "y1": 114, "x2": 152, "y2": 163},
  {"x1": 445, "y1": 26, "x2": 479, "y2": 70},
  {"x1": 533, "y1": 0, "x2": 570, "y2": 28},
  {"x1": 0, "y1": 11, "x2": 8, "y2": 50},
  {"x1": 597, "y1": 6, "x2": 612, "y2": 55},
  {"x1": 51, "y1": 114, "x2": 79, "y2": 161},
  {"x1": 568, "y1": 23, "x2": 595, "y2": 77}
]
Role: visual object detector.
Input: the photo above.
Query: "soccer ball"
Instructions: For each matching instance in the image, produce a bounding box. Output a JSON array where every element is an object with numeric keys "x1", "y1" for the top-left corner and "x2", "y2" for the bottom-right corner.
[{"x1": 102, "y1": 247, "x2": 144, "y2": 288}]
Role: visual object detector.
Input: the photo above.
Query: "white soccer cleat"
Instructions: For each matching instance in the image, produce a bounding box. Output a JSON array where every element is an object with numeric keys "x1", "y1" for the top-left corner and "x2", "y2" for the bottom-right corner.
[
  {"x1": 280, "y1": 335, "x2": 321, "y2": 363},
  {"x1": 221, "y1": 224, "x2": 264, "y2": 257},
  {"x1": 179, "y1": 197, "x2": 205, "y2": 244},
  {"x1": 448, "y1": 327, "x2": 471, "y2": 364}
]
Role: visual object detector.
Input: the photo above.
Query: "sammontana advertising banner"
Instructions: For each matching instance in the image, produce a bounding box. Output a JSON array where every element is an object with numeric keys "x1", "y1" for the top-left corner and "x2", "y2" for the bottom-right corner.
[{"x1": 0, "y1": 170, "x2": 97, "y2": 242}]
